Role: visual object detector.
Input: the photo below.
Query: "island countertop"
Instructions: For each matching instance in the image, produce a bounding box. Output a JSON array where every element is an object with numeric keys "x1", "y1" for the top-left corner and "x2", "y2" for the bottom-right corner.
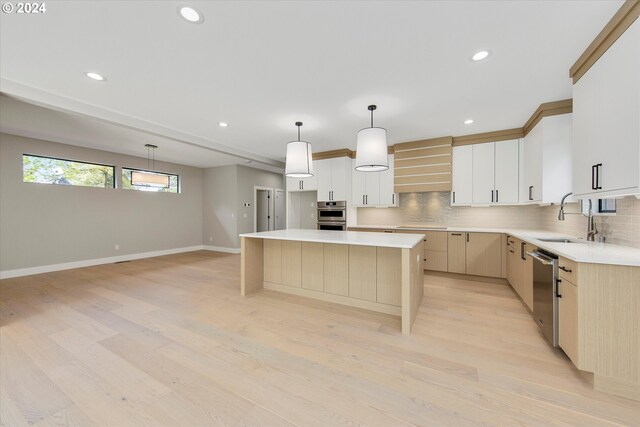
[{"x1": 239, "y1": 229, "x2": 424, "y2": 249}]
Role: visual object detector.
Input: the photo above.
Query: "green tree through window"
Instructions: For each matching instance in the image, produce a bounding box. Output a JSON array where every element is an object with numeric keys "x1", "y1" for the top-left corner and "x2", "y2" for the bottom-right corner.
[{"x1": 23, "y1": 155, "x2": 115, "y2": 188}]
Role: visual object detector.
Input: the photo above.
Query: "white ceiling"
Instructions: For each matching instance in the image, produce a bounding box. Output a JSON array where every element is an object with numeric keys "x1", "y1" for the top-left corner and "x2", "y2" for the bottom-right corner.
[{"x1": 0, "y1": 0, "x2": 622, "y2": 166}]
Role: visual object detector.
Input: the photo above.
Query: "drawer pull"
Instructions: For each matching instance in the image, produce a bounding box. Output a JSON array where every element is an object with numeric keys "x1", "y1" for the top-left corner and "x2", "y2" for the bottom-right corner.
[{"x1": 559, "y1": 266, "x2": 572, "y2": 273}]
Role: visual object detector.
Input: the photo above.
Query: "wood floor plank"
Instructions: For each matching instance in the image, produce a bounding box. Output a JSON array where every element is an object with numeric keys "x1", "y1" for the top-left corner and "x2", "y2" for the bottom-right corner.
[{"x1": 2, "y1": 250, "x2": 639, "y2": 426}]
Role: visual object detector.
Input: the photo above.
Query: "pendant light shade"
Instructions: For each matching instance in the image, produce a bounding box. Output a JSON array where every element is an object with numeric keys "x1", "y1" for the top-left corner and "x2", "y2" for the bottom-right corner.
[
  {"x1": 131, "y1": 144, "x2": 170, "y2": 188},
  {"x1": 285, "y1": 122, "x2": 314, "y2": 178},
  {"x1": 355, "y1": 105, "x2": 389, "y2": 172}
]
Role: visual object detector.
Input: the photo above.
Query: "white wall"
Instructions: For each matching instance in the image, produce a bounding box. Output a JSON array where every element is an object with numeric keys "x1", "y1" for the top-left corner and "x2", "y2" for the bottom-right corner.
[{"x1": 0, "y1": 133, "x2": 204, "y2": 272}]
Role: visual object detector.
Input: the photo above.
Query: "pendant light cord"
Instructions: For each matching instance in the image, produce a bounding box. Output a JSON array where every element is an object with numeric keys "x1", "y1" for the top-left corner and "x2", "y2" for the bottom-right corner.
[{"x1": 370, "y1": 109, "x2": 374, "y2": 128}]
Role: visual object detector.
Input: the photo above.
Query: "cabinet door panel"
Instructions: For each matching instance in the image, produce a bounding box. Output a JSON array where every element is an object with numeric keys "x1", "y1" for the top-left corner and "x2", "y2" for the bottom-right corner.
[
  {"x1": 466, "y1": 232, "x2": 502, "y2": 278},
  {"x1": 472, "y1": 143, "x2": 495, "y2": 204},
  {"x1": 330, "y1": 157, "x2": 350, "y2": 201},
  {"x1": 348, "y1": 245, "x2": 377, "y2": 301},
  {"x1": 316, "y1": 159, "x2": 332, "y2": 201},
  {"x1": 301, "y1": 242, "x2": 323, "y2": 291},
  {"x1": 447, "y1": 232, "x2": 466, "y2": 274},
  {"x1": 452, "y1": 146, "x2": 473, "y2": 204},
  {"x1": 365, "y1": 172, "x2": 381, "y2": 205},
  {"x1": 494, "y1": 139, "x2": 519, "y2": 204},
  {"x1": 352, "y1": 167, "x2": 367, "y2": 206},
  {"x1": 263, "y1": 240, "x2": 282, "y2": 283},
  {"x1": 379, "y1": 155, "x2": 396, "y2": 205},
  {"x1": 281, "y1": 241, "x2": 302, "y2": 287},
  {"x1": 558, "y1": 279, "x2": 579, "y2": 365},
  {"x1": 300, "y1": 161, "x2": 318, "y2": 191},
  {"x1": 376, "y1": 247, "x2": 401, "y2": 306},
  {"x1": 324, "y1": 244, "x2": 349, "y2": 296}
]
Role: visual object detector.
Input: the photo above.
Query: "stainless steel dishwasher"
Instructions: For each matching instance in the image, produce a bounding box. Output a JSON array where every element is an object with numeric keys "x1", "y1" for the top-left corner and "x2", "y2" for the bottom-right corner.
[{"x1": 528, "y1": 249, "x2": 559, "y2": 347}]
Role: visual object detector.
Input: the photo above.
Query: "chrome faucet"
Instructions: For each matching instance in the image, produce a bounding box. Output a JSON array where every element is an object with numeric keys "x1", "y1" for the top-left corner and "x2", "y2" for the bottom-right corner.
[{"x1": 557, "y1": 192, "x2": 598, "y2": 241}]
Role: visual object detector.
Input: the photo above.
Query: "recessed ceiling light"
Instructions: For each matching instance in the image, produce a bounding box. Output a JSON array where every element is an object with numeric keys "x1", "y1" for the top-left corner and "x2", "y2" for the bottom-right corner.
[
  {"x1": 472, "y1": 51, "x2": 490, "y2": 61},
  {"x1": 85, "y1": 72, "x2": 106, "y2": 81},
  {"x1": 178, "y1": 5, "x2": 203, "y2": 23},
  {"x1": 464, "y1": 119, "x2": 474, "y2": 125},
  {"x1": 218, "y1": 122, "x2": 228, "y2": 127}
]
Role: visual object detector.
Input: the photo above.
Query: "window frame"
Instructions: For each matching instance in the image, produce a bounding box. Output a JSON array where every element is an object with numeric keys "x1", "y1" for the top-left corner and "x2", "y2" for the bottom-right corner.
[
  {"x1": 22, "y1": 153, "x2": 116, "y2": 189},
  {"x1": 121, "y1": 166, "x2": 180, "y2": 194}
]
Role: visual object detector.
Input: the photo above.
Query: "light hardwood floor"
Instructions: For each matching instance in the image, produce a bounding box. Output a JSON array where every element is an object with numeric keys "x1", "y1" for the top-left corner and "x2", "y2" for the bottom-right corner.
[{"x1": 1, "y1": 251, "x2": 639, "y2": 426}]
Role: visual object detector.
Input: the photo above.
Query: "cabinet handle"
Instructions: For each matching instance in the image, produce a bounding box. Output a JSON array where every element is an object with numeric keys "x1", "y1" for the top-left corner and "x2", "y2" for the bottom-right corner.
[
  {"x1": 362, "y1": 195, "x2": 365, "y2": 205},
  {"x1": 520, "y1": 242, "x2": 526, "y2": 260},
  {"x1": 556, "y1": 279, "x2": 563, "y2": 298},
  {"x1": 452, "y1": 191, "x2": 455, "y2": 203},
  {"x1": 591, "y1": 165, "x2": 597, "y2": 190},
  {"x1": 496, "y1": 190, "x2": 499, "y2": 203},
  {"x1": 301, "y1": 181, "x2": 304, "y2": 190},
  {"x1": 491, "y1": 190, "x2": 494, "y2": 203},
  {"x1": 466, "y1": 233, "x2": 470, "y2": 242},
  {"x1": 595, "y1": 163, "x2": 602, "y2": 190},
  {"x1": 509, "y1": 249, "x2": 515, "y2": 254},
  {"x1": 559, "y1": 266, "x2": 572, "y2": 273},
  {"x1": 365, "y1": 194, "x2": 368, "y2": 204},
  {"x1": 528, "y1": 186, "x2": 533, "y2": 201},
  {"x1": 392, "y1": 193, "x2": 395, "y2": 205},
  {"x1": 451, "y1": 233, "x2": 462, "y2": 236}
]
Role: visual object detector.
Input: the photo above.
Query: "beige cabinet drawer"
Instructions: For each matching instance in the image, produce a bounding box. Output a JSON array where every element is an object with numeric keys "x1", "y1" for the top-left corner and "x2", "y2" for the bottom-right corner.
[{"x1": 558, "y1": 257, "x2": 578, "y2": 284}]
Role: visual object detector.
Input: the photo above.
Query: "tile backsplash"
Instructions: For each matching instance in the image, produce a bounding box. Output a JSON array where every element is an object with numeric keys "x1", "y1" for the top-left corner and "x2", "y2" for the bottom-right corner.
[{"x1": 357, "y1": 192, "x2": 640, "y2": 249}]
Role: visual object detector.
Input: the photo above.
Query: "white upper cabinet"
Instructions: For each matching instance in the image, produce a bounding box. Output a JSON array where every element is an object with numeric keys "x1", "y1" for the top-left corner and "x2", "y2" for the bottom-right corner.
[
  {"x1": 286, "y1": 161, "x2": 318, "y2": 192},
  {"x1": 572, "y1": 19, "x2": 640, "y2": 198},
  {"x1": 317, "y1": 157, "x2": 352, "y2": 202},
  {"x1": 494, "y1": 139, "x2": 520, "y2": 204},
  {"x1": 472, "y1": 143, "x2": 495, "y2": 204},
  {"x1": 451, "y1": 145, "x2": 473, "y2": 205},
  {"x1": 352, "y1": 155, "x2": 396, "y2": 206},
  {"x1": 458, "y1": 140, "x2": 519, "y2": 205},
  {"x1": 379, "y1": 155, "x2": 397, "y2": 206},
  {"x1": 521, "y1": 114, "x2": 572, "y2": 204}
]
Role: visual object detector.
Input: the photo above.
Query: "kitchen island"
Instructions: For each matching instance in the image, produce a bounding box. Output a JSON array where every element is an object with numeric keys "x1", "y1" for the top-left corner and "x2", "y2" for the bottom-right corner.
[{"x1": 240, "y1": 229, "x2": 424, "y2": 334}]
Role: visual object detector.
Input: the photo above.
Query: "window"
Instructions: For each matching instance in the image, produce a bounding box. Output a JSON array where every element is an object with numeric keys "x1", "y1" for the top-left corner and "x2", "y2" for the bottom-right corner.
[
  {"x1": 122, "y1": 167, "x2": 179, "y2": 193},
  {"x1": 23, "y1": 154, "x2": 115, "y2": 188}
]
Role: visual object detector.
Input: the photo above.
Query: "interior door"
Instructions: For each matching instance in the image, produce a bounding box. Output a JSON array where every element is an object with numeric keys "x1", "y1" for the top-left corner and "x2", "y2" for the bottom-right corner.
[
  {"x1": 256, "y1": 190, "x2": 270, "y2": 232},
  {"x1": 274, "y1": 189, "x2": 286, "y2": 230}
]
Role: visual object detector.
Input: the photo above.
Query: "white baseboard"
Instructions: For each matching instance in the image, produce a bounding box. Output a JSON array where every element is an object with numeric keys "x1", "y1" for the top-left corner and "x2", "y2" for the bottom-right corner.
[
  {"x1": 0, "y1": 245, "x2": 205, "y2": 280},
  {"x1": 203, "y1": 245, "x2": 241, "y2": 254}
]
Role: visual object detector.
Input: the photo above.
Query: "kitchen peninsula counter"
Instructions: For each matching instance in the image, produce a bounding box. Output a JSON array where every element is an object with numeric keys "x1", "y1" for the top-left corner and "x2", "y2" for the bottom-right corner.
[{"x1": 240, "y1": 229, "x2": 424, "y2": 334}]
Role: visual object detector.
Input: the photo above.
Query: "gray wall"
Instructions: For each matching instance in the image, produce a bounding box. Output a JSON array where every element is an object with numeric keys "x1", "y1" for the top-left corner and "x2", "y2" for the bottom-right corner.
[
  {"x1": 203, "y1": 164, "x2": 284, "y2": 249},
  {"x1": 0, "y1": 133, "x2": 204, "y2": 271},
  {"x1": 203, "y1": 165, "x2": 238, "y2": 248}
]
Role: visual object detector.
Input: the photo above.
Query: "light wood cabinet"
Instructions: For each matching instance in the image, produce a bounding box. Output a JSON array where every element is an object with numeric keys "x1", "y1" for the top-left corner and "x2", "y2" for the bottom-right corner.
[
  {"x1": 447, "y1": 232, "x2": 466, "y2": 274},
  {"x1": 301, "y1": 242, "x2": 323, "y2": 291},
  {"x1": 376, "y1": 247, "x2": 402, "y2": 306},
  {"x1": 558, "y1": 277, "x2": 579, "y2": 365},
  {"x1": 263, "y1": 239, "x2": 282, "y2": 283},
  {"x1": 348, "y1": 245, "x2": 377, "y2": 301},
  {"x1": 521, "y1": 243, "x2": 534, "y2": 310},
  {"x1": 572, "y1": 19, "x2": 640, "y2": 198},
  {"x1": 281, "y1": 241, "x2": 302, "y2": 287},
  {"x1": 505, "y1": 237, "x2": 533, "y2": 311},
  {"x1": 466, "y1": 232, "x2": 503, "y2": 278},
  {"x1": 323, "y1": 243, "x2": 349, "y2": 296}
]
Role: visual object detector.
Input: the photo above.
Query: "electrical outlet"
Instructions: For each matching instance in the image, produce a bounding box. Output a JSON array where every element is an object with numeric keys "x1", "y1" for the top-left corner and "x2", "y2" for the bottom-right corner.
[{"x1": 115, "y1": 244, "x2": 120, "y2": 251}]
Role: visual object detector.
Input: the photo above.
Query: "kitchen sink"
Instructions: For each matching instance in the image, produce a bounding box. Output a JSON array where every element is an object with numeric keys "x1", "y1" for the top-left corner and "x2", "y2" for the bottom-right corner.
[{"x1": 536, "y1": 238, "x2": 586, "y2": 243}]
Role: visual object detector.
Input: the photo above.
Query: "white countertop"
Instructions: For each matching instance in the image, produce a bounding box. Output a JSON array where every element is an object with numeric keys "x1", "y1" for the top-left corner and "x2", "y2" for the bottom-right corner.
[
  {"x1": 351, "y1": 225, "x2": 640, "y2": 267},
  {"x1": 239, "y1": 229, "x2": 424, "y2": 249}
]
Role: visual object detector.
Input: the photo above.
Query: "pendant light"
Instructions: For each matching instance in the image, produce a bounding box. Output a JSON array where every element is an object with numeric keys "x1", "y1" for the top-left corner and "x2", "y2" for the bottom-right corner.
[
  {"x1": 355, "y1": 105, "x2": 389, "y2": 172},
  {"x1": 285, "y1": 121, "x2": 314, "y2": 178},
  {"x1": 131, "y1": 144, "x2": 170, "y2": 188}
]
